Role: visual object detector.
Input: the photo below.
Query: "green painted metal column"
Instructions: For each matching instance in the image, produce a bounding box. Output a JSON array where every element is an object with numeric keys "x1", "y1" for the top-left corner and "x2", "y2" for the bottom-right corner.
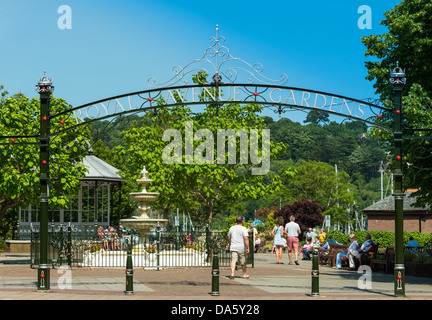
[
  {"x1": 36, "y1": 71, "x2": 54, "y2": 290},
  {"x1": 210, "y1": 247, "x2": 220, "y2": 296},
  {"x1": 124, "y1": 240, "x2": 134, "y2": 295},
  {"x1": 311, "y1": 248, "x2": 319, "y2": 296},
  {"x1": 390, "y1": 63, "x2": 406, "y2": 297}
]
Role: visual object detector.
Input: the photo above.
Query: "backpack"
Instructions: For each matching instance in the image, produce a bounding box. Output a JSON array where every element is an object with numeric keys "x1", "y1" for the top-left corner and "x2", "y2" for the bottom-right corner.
[{"x1": 367, "y1": 242, "x2": 377, "y2": 253}]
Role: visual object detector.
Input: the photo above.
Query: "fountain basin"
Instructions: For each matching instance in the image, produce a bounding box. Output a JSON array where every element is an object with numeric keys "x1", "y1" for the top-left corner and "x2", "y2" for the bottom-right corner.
[{"x1": 129, "y1": 192, "x2": 159, "y2": 203}]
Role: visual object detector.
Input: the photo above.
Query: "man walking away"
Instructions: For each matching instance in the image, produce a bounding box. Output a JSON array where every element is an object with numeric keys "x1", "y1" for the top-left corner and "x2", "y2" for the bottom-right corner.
[
  {"x1": 228, "y1": 216, "x2": 250, "y2": 279},
  {"x1": 285, "y1": 215, "x2": 301, "y2": 265}
]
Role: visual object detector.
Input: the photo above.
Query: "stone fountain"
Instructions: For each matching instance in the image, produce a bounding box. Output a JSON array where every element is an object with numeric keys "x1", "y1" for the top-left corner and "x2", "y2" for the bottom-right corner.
[
  {"x1": 82, "y1": 166, "x2": 209, "y2": 268},
  {"x1": 120, "y1": 166, "x2": 168, "y2": 237}
]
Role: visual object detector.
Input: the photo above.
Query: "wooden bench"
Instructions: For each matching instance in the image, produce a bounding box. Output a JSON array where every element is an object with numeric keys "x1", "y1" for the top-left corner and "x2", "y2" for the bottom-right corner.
[
  {"x1": 317, "y1": 246, "x2": 332, "y2": 266},
  {"x1": 359, "y1": 243, "x2": 379, "y2": 266},
  {"x1": 256, "y1": 240, "x2": 268, "y2": 253},
  {"x1": 371, "y1": 246, "x2": 395, "y2": 273},
  {"x1": 404, "y1": 246, "x2": 423, "y2": 253},
  {"x1": 317, "y1": 244, "x2": 349, "y2": 267}
]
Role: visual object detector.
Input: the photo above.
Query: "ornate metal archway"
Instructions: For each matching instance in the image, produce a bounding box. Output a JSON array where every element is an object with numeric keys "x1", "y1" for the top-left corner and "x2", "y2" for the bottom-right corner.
[{"x1": 1, "y1": 26, "x2": 430, "y2": 296}]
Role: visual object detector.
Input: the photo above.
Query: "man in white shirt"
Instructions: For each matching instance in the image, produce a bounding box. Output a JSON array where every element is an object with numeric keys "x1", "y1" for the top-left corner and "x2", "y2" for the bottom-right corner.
[
  {"x1": 284, "y1": 215, "x2": 301, "y2": 265},
  {"x1": 228, "y1": 216, "x2": 250, "y2": 279},
  {"x1": 347, "y1": 233, "x2": 374, "y2": 269}
]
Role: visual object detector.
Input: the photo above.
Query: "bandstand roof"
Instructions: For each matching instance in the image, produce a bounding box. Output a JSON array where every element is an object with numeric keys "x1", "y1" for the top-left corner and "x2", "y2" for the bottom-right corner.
[{"x1": 82, "y1": 154, "x2": 125, "y2": 183}]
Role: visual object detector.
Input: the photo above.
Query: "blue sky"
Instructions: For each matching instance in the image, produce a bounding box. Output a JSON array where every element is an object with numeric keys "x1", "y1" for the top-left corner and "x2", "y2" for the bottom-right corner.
[{"x1": 0, "y1": 0, "x2": 401, "y2": 122}]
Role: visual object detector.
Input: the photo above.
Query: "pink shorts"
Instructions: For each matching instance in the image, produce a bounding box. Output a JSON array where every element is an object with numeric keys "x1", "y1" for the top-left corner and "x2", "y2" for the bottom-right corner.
[{"x1": 286, "y1": 237, "x2": 299, "y2": 251}]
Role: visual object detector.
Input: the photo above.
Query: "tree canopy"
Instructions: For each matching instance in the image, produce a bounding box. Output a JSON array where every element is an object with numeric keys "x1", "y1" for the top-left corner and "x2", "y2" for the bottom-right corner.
[
  {"x1": 362, "y1": 0, "x2": 432, "y2": 207},
  {"x1": 0, "y1": 88, "x2": 91, "y2": 225}
]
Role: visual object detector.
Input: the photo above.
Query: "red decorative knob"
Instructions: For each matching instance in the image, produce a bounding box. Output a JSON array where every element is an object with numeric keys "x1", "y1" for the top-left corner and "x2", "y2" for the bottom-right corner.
[
  {"x1": 42, "y1": 160, "x2": 47, "y2": 165},
  {"x1": 42, "y1": 116, "x2": 47, "y2": 121},
  {"x1": 396, "y1": 110, "x2": 401, "y2": 115},
  {"x1": 396, "y1": 156, "x2": 401, "y2": 161},
  {"x1": 397, "y1": 274, "x2": 402, "y2": 280},
  {"x1": 253, "y1": 92, "x2": 258, "y2": 96},
  {"x1": 11, "y1": 138, "x2": 15, "y2": 143},
  {"x1": 40, "y1": 273, "x2": 45, "y2": 279},
  {"x1": 148, "y1": 97, "x2": 153, "y2": 102},
  {"x1": 377, "y1": 114, "x2": 382, "y2": 119},
  {"x1": 60, "y1": 120, "x2": 65, "y2": 125}
]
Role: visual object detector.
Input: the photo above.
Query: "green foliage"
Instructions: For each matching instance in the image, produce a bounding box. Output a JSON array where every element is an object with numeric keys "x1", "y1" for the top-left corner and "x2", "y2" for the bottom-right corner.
[
  {"x1": 404, "y1": 250, "x2": 432, "y2": 264},
  {"x1": 362, "y1": 0, "x2": 432, "y2": 100},
  {"x1": 326, "y1": 230, "x2": 350, "y2": 245},
  {"x1": 220, "y1": 214, "x2": 238, "y2": 234},
  {"x1": 0, "y1": 90, "x2": 91, "y2": 224},
  {"x1": 362, "y1": 0, "x2": 432, "y2": 207},
  {"x1": 115, "y1": 73, "x2": 287, "y2": 228},
  {"x1": 275, "y1": 200, "x2": 325, "y2": 237},
  {"x1": 327, "y1": 229, "x2": 432, "y2": 248},
  {"x1": 304, "y1": 110, "x2": 330, "y2": 125}
]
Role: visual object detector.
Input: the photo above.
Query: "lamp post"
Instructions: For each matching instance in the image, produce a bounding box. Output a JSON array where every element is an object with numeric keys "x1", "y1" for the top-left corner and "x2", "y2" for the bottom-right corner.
[
  {"x1": 36, "y1": 71, "x2": 54, "y2": 290},
  {"x1": 390, "y1": 63, "x2": 406, "y2": 297}
]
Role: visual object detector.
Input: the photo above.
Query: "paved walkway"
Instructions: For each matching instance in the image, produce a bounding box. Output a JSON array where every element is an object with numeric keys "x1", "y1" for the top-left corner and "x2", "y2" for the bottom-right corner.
[{"x1": 1, "y1": 252, "x2": 432, "y2": 302}]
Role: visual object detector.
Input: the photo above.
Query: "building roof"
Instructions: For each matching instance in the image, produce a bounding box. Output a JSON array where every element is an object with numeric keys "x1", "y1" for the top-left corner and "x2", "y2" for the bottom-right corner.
[
  {"x1": 363, "y1": 192, "x2": 429, "y2": 214},
  {"x1": 82, "y1": 154, "x2": 125, "y2": 182}
]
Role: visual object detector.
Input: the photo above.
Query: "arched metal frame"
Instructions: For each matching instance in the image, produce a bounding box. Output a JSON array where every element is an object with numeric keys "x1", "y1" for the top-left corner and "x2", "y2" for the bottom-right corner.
[
  {"x1": 47, "y1": 83, "x2": 392, "y2": 139},
  {"x1": 3, "y1": 26, "x2": 428, "y2": 296}
]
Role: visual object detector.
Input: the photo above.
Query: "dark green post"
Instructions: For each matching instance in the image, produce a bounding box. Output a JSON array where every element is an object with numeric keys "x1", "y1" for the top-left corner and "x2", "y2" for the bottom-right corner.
[
  {"x1": 311, "y1": 248, "x2": 319, "y2": 296},
  {"x1": 125, "y1": 240, "x2": 134, "y2": 295},
  {"x1": 36, "y1": 71, "x2": 54, "y2": 291},
  {"x1": 156, "y1": 222, "x2": 161, "y2": 271},
  {"x1": 249, "y1": 231, "x2": 254, "y2": 268},
  {"x1": 210, "y1": 247, "x2": 220, "y2": 296},
  {"x1": 57, "y1": 224, "x2": 64, "y2": 267},
  {"x1": 67, "y1": 223, "x2": 72, "y2": 268},
  {"x1": 390, "y1": 63, "x2": 406, "y2": 297}
]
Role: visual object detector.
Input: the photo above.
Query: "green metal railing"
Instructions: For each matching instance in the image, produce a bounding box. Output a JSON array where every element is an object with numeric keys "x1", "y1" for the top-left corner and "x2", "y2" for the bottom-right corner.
[{"x1": 30, "y1": 225, "x2": 254, "y2": 269}]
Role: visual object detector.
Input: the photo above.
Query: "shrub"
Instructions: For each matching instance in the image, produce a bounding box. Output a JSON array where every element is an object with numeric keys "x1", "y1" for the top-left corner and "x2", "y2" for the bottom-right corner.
[
  {"x1": 326, "y1": 230, "x2": 350, "y2": 244},
  {"x1": 325, "y1": 230, "x2": 432, "y2": 248}
]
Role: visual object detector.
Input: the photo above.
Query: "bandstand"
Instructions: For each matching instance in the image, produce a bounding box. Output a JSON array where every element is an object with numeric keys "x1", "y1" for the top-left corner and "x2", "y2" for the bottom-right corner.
[{"x1": 17, "y1": 150, "x2": 124, "y2": 239}]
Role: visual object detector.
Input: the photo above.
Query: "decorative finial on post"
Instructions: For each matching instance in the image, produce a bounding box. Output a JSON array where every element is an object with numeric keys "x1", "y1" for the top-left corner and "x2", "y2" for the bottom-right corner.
[
  {"x1": 389, "y1": 62, "x2": 406, "y2": 89},
  {"x1": 36, "y1": 70, "x2": 55, "y2": 94}
]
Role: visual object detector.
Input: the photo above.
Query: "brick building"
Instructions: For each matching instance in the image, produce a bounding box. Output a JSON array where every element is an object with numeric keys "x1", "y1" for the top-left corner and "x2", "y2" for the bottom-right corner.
[{"x1": 363, "y1": 192, "x2": 432, "y2": 233}]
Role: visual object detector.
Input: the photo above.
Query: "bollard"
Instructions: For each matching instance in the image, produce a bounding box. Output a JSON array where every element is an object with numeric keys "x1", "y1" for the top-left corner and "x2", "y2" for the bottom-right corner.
[
  {"x1": 210, "y1": 247, "x2": 220, "y2": 296},
  {"x1": 67, "y1": 223, "x2": 72, "y2": 268},
  {"x1": 311, "y1": 248, "x2": 320, "y2": 297},
  {"x1": 124, "y1": 244, "x2": 134, "y2": 295}
]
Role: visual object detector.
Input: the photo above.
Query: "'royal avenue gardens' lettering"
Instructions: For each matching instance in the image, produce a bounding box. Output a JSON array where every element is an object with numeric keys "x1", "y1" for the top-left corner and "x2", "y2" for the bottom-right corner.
[{"x1": 71, "y1": 85, "x2": 369, "y2": 123}]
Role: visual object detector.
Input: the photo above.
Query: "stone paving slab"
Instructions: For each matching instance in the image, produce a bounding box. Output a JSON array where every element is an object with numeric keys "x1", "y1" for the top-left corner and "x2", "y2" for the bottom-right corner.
[{"x1": 1, "y1": 252, "x2": 432, "y2": 301}]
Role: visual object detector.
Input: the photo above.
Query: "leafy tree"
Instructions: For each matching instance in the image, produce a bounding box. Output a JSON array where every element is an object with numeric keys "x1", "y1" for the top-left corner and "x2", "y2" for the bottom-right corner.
[
  {"x1": 253, "y1": 206, "x2": 279, "y2": 227},
  {"x1": 0, "y1": 88, "x2": 91, "y2": 225},
  {"x1": 362, "y1": 0, "x2": 432, "y2": 206},
  {"x1": 116, "y1": 73, "x2": 286, "y2": 229},
  {"x1": 362, "y1": 0, "x2": 432, "y2": 100},
  {"x1": 280, "y1": 160, "x2": 355, "y2": 226},
  {"x1": 89, "y1": 114, "x2": 144, "y2": 149},
  {"x1": 304, "y1": 110, "x2": 330, "y2": 125},
  {"x1": 274, "y1": 200, "x2": 325, "y2": 238}
]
